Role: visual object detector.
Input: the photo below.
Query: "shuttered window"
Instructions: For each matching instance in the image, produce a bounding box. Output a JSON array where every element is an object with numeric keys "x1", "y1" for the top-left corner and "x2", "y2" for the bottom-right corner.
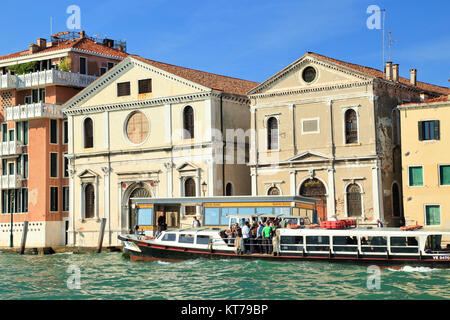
[
  {"x1": 409, "y1": 166, "x2": 423, "y2": 186},
  {"x1": 117, "y1": 82, "x2": 131, "y2": 97},
  {"x1": 425, "y1": 205, "x2": 440, "y2": 226},
  {"x1": 138, "y1": 79, "x2": 152, "y2": 94},
  {"x1": 418, "y1": 120, "x2": 440, "y2": 141},
  {"x1": 85, "y1": 184, "x2": 95, "y2": 219},
  {"x1": 439, "y1": 165, "x2": 450, "y2": 185}
]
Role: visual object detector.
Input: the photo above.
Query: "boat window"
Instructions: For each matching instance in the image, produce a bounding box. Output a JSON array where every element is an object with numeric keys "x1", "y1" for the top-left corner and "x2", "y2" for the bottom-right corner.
[
  {"x1": 256, "y1": 207, "x2": 273, "y2": 215},
  {"x1": 390, "y1": 237, "x2": 419, "y2": 254},
  {"x1": 425, "y1": 235, "x2": 442, "y2": 253},
  {"x1": 280, "y1": 236, "x2": 303, "y2": 251},
  {"x1": 204, "y1": 208, "x2": 223, "y2": 226},
  {"x1": 360, "y1": 236, "x2": 388, "y2": 253},
  {"x1": 179, "y1": 234, "x2": 195, "y2": 244},
  {"x1": 332, "y1": 236, "x2": 358, "y2": 252},
  {"x1": 238, "y1": 207, "x2": 255, "y2": 215},
  {"x1": 196, "y1": 235, "x2": 210, "y2": 245},
  {"x1": 306, "y1": 236, "x2": 330, "y2": 252},
  {"x1": 273, "y1": 207, "x2": 291, "y2": 215},
  {"x1": 161, "y1": 233, "x2": 176, "y2": 242}
]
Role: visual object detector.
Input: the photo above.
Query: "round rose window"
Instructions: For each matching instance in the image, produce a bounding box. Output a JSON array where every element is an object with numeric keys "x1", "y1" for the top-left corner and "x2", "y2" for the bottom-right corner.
[
  {"x1": 125, "y1": 111, "x2": 149, "y2": 144},
  {"x1": 302, "y1": 66, "x2": 317, "y2": 83}
]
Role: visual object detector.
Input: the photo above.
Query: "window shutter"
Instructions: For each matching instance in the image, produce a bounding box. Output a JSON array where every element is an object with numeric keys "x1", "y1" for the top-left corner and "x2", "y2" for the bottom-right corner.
[
  {"x1": 418, "y1": 121, "x2": 423, "y2": 141},
  {"x1": 434, "y1": 120, "x2": 440, "y2": 140}
]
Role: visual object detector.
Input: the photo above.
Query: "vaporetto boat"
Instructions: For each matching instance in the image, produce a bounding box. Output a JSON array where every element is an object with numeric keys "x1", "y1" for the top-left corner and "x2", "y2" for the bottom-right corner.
[
  {"x1": 119, "y1": 196, "x2": 450, "y2": 267},
  {"x1": 119, "y1": 225, "x2": 450, "y2": 267}
]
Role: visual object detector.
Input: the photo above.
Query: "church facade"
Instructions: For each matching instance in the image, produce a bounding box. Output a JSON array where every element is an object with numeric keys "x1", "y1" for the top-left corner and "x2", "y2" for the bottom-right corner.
[
  {"x1": 63, "y1": 55, "x2": 257, "y2": 247},
  {"x1": 247, "y1": 52, "x2": 448, "y2": 226}
]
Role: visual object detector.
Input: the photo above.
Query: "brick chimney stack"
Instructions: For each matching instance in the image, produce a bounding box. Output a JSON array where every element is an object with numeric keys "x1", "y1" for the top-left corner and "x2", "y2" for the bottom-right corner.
[
  {"x1": 79, "y1": 31, "x2": 86, "y2": 39},
  {"x1": 385, "y1": 61, "x2": 393, "y2": 81},
  {"x1": 410, "y1": 69, "x2": 417, "y2": 86},
  {"x1": 392, "y1": 64, "x2": 399, "y2": 82},
  {"x1": 29, "y1": 44, "x2": 38, "y2": 54},
  {"x1": 37, "y1": 38, "x2": 47, "y2": 50}
]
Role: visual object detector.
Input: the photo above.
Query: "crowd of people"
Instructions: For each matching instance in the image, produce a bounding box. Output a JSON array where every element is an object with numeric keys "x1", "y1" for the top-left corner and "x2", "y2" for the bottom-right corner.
[{"x1": 224, "y1": 217, "x2": 282, "y2": 256}]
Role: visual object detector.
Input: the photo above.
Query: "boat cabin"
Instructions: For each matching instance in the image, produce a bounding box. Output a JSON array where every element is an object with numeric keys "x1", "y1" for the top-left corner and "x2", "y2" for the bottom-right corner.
[{"x1": 131, "y1": 196, "x2": 318, "y2": 237}]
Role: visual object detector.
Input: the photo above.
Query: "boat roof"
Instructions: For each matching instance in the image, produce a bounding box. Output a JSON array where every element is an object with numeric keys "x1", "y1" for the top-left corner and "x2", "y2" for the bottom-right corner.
[
  {"x1": 279, "y1": 227, "x2": 450, "y2": 236},
  {"x1": 132, "y1": 195, "x2": 318, "y2": 205},
  {"x1": 226, "y1": 214, "x2": 310, "y2": 219}
]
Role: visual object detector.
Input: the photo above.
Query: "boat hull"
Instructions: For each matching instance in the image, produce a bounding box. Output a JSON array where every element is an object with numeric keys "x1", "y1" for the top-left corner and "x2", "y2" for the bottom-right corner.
[{"x1": 119, "y1": 236, "x2": 450, "y2": 268}]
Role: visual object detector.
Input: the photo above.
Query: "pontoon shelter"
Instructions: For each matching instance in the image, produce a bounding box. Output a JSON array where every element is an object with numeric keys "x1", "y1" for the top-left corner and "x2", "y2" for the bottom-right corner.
[{"x1": 131, "y1": 196, "x2": 318, "y2": 237}]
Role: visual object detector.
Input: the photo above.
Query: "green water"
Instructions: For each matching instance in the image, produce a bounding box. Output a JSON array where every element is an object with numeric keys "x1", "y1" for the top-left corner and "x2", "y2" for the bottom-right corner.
[{"x1": 0, "y1": 251, "x2": 449, "y2": 300}]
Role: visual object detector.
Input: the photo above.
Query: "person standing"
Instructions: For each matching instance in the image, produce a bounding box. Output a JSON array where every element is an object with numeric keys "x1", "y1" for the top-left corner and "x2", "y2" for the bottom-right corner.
[
  {"x1": 157, "y1": 212, "x2": 166, "y2": 236},
  {"x1": 192, "y1": 216, "x2": 201, "y2": 228},
  {"x1": 272, "y1": 229, "x2": 280, "y2": 257},
  {"x1": 242, "y1": 221, "x2": 250, "y2": 254},
  {"x1": 262, "y1": 222, "x2": 272, "y2": 254},
  {"x1": 234, "y1": 223, "x2": 243, "y2": 255},
  {"x1": 377, "y1": 219, "x2": 383, "y2": 228},
  {"x1": 256, "y1": 221, "x2": 264, "y2": 253}
]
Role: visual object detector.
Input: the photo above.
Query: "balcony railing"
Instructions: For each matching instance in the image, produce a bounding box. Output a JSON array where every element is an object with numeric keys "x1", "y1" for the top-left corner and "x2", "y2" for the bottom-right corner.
[
  {"x1": 5, "y1": 103, "x2": 65, "y2": 121},
  {"x1": 0, "y1": 174, "x2": 23, "y2": 190},
  {"x1": 0, "y1": 69, "x2": 97, "y2": 89},
  {"x1": 0, "y1": 140, "x2": 23, "y2": 157}
]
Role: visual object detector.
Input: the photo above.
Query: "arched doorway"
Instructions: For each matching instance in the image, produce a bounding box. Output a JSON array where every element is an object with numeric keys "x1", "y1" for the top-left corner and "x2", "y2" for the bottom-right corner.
[
  {"x1": 128, "y1": 187, "x2": 151, "y2": 233},
  {"x1": 299, "y1": 178, "x2": 327, "y2": 222}
]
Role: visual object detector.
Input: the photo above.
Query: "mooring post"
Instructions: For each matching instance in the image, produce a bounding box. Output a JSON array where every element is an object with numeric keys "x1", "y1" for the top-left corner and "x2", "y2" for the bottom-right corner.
[
  {"x1": 97, "y1": 218, "x2": 107, "y2": 253},
  {"x1": 20, "y1": 221, "x2": 29, "y2": 255}
]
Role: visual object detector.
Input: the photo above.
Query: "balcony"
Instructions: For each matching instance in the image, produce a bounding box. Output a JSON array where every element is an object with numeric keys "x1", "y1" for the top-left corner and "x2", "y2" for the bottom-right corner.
[
  {"x1": 0, "y1": 174, "x2": 23, "y2": 190},
  {"x1": 0, "y1": 69, "x2": 97, "y2": 90},
  {"x1": 0, "y1": 141, "x2": 23, "y2": 157},
  {"x1": 5, "y1": 103, "x2": 65, "y2": 121}
]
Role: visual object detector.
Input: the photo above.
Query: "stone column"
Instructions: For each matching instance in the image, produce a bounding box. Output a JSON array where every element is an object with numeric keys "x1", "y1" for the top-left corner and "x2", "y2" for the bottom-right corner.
[{"x1": 327, "y1": 167, "x2": 336, "y2": 219}]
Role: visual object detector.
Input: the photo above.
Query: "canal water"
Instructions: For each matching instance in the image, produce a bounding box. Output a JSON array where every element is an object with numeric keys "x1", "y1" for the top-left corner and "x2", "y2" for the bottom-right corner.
[{"x1": 0, "y1": 251, "x2": 449, "y2": 300}]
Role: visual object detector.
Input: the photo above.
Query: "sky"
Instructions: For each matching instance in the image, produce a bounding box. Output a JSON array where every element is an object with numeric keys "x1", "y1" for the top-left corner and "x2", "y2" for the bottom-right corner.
[{"x1": 0, "y1": 0, "x2": 449, "y2": 87}]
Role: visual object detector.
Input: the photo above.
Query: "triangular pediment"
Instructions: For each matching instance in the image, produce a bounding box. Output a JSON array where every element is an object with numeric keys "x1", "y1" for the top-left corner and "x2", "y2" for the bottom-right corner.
[
  {"x1": 78, "y1": 169, "x2": 98, "y2": 179},
  {"x1": 63, "y1": 56, "x2": 211, "y2": 111},
  {"x1": 286, "y1": 151, "x2": 332, "y2": 163},
  {"x1": 248, "y1": 52, "x2": 375, "y2": 96},
  {"x1": 176, "y1": 162, "x2": 200, "y2": 172}
]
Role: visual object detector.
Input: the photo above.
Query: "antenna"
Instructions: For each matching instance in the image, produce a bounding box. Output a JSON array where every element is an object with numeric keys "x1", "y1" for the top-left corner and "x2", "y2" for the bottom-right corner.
[
  {"x1": 50, "y1": 16, "x2": 53, "y2": 38},
  {"x1": 376, "y1": 9, "x2": 386, "y2": 70},
  {"x1": 388, "y1": 30, "x2": 397, "y2": 62}
]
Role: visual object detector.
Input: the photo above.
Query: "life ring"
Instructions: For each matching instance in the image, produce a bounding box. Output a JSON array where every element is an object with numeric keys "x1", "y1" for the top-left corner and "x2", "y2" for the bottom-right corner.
[{"x1": 143, "y1": 236, "x2": 154, "y2": 240}]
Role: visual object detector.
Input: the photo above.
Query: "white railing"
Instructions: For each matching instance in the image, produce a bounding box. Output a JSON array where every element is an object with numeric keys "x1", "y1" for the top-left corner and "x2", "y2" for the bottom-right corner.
[
  {"x1": 0, "y1": 174, "x2": 23, "y2": 190},
  {"x1": 0, "y1": 69, "x2": 97, "y2": 89},
  {"x1": 5, "y1": 103, "x2": 65, "y2": 121},
  {"x1": 0, "y1": 140, "x2": 23, "y2": 157}
]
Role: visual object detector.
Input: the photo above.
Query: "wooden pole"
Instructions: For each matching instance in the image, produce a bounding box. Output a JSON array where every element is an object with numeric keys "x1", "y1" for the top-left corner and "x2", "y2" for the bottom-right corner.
[
  {"x1": 20, "y1": 221, "x2": 29, "y2": 255},
  {"x1": 97, "y1": 218, "x2": 107, "y2": 253}
]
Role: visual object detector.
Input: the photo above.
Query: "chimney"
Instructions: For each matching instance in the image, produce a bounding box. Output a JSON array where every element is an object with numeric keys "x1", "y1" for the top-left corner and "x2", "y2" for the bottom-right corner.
[
  {"x1": 410, "y1": 69, "x2": 417, "y2": 86},
  {"x1": 385, "y1": 61, "x2": 392, "y2": 80},
  {"x1": 79, "y1": 31, "x2": 86, "y2": 39},
  {"x1": 392, "y1": 64, "x2": 399, "y2": 82},
  {"x1": 37, "y1": 38, "x2": 47, "y2": 50},
  {"x1": 29, "y1": 44, "x2": 38, "y2": 54}
]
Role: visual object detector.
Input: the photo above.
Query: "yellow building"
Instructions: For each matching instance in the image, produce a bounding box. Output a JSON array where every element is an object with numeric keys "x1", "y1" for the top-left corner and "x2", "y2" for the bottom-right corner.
[
  {"x1": 248, "y1": 52, "x2": 449, "y2": 226},
  {"x1": 398, "y1": 95, "x2": 450, "y2": 229},
  {"x1": 62, "y1": 55, "x2": 258, "y2": 247}
]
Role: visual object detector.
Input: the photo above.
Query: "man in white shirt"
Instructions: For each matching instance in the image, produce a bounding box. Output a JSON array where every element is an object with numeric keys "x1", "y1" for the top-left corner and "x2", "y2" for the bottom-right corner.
[
  {"x1": 242, "y1": 221, "x2": 250, "y2": 254},
  {"x1": 192, "y1": 216, "x2": 201, "y2": 228}
]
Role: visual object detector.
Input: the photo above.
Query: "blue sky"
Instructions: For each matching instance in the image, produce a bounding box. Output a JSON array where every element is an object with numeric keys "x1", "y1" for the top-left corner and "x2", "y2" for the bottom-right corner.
[{"x1": 0, "y1": 0, "x2": 449, "y2": 87}]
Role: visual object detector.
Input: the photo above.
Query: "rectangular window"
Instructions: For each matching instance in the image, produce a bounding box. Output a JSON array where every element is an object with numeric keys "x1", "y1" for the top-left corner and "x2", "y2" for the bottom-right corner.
[
  {"x1": 50, "y1": 119, "x2": 58, "y2": 144},
  {"x1": 2, "y1": 159, "x2": 7, "y2": 176},
  {"x1": 418, "y1": 120, "x2": 440, "y2": 141},
  {"x1": 32, "y1": 89, "x2": 39, "y2": 103},
  {"x1": 408, "y1": 166, "x2": 423, "y2": 186},
  {"x1": 62, "y1": 186, "x2": 69, "y2": 212},
  {"x1": 79, "y1": 57, "x2": 87, "y2": 75},
  {"x1": 439, "y1": 165, "x2": 450, "y2": 186},
  {"x1": 8, "y1": 163, "x2": 14, "y2": 175},
  {"x1": 63, "y1": 155, "x2": 69, "y2": 178},
  {"x1": 9, "y1": 129, "x2": 14, "y2": 142},
  {"x1": 23, "y1": 154, "x2": 28, "y2": 179},
  {"x1": 425, "y1": 205, "x2": 441, "y2": 226},
  {"x1": 179, "y1": 234, "x2": 195, "y2": 244},
  {"x1": 99, "y1": 67, "x2": 107, "y2": 76},
  {"x1": 117, "y1": 82, "x2": 131, "y2": 97},
  {"x1": 204, "y1": 207, "x2": 220, "y2": 226},
  {"x1": 39, "y1": 88, "x2": 46, "y2": 103},
  {"x1": 2, "y1": 190, "x2": 7, "y2": 213},
  {"x1": 138, "y1": 79, "x2": 152, "y2": 94},
  {"x1": 63, "y1": 121, "x2": 68, "y2": 144},
  {"x1": 16, "y1": 122, "x2": 22, "y2": 141},
  {"x1": 50, "y1": 187, "x2": 58, "y2": 212},
  {"x1": 24, "y1": 96, "x2": 32, "y2": 104},
  {"x1": 23, "y1": 121, "x2": 28, "y2": 145},
  {"x1": 306, "y1": 236, "x2": 330, "y2": 252},
  {"x1": 107, "y1": 62, "x2": 115, "y2": 70},
  {"x1": 196, "y1": 235, "x2": 211, "y2": 245},
  {"x1": 280, "y1": 236, "x2": 304, "y2": 251},
  {"x1": 390, "y1": 237, "x2": 419, "y2": 253},
  {"x1": 16, "y1": 158, "x2": 21, "y2": 175},
  {"x1": 50, "y1": 153, "x2": 58, "y2": 178},
  {"x1": 2, "y1": 123, "x2": 7, "y2": 142},
  {"x1": 20, "y1": 188, "x2": 28, "y2": 213}
]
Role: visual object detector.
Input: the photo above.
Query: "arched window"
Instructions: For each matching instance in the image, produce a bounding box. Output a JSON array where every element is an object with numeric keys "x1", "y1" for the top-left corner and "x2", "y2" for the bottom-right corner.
[
  {"x1": 345, "y1": 109, "x2": 358, "y2": 144},
  {"x1": 267, "y1": 117, "x2": 278, "y2": 150},
  {"x1": 84, "y1": 183, "x2": 95, "y2": 219},
  {"x1": 346, "y1": 184, "x2": 362, "y2": 217},
  {"x1": 268, "y1": 187, "x2": 280, "y2": 195},
  {"x1": 183, "y1": 106, "x2": 194, "y2": 139},
  {"x1": 225, "y1": 183, "x2": 233, "y2": 196},
  {"x1": 184, "y1": 178, "x2": 196, "y2": 215},
  {"x1": 84, "y1": 117, "x2": 93, "y2": 148}
]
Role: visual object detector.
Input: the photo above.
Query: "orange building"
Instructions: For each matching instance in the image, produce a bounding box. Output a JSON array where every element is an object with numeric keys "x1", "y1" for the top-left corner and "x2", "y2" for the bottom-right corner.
[{"x1": 0, "y1": 31, "x2": 128, "y2": 247}]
